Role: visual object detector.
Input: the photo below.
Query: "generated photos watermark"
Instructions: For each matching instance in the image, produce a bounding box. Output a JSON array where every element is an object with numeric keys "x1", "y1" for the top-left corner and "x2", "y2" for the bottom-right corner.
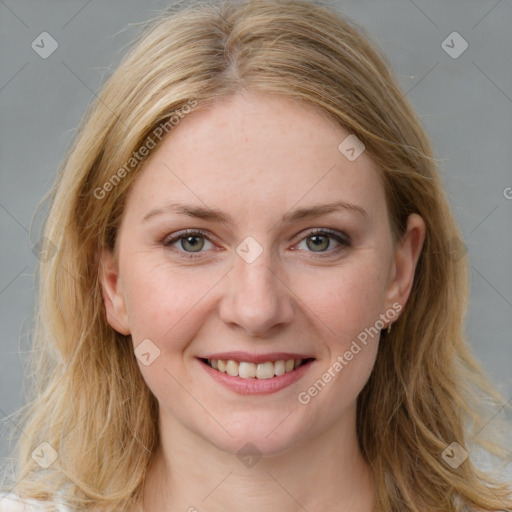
[
  {"x1": 297, "y1": 302, "x2": 402, "y2": 405},
  {"x1": 94, "y1": 98, "x2": 198, "y2": 200}
]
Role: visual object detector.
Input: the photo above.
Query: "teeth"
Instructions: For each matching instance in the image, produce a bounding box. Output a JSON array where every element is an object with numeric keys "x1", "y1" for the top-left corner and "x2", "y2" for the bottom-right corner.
[
  {"x1": 274, "y1": 360, "x2": 285, "y2": 376},
  {"x1": 207, "y1": 358, "x2": 307, "y2": 379},
  {"x1": 239, "y1": 361, "x2": 256, "y2": 378},
  {"x1": 226, "y1": 360, "x2": 238, "y2": 376},
  {"x1": 256, "y1": 362, "x2": 274, "y2": 379}
]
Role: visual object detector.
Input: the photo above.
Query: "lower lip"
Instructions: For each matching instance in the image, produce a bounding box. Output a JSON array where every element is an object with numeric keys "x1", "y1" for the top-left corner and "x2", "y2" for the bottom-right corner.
[{"x1": 198, "y1": 359, "x2": 315, "y2": 395}]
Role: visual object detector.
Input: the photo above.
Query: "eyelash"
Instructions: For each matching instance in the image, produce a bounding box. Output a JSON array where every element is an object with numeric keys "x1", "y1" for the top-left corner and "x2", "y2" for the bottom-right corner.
[{"x1": 162, "y1": 228, "x2": 351, "y2": 260}]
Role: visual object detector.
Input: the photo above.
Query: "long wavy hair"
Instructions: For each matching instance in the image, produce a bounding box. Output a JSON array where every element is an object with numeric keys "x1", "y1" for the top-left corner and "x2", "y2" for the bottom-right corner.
[{"x1": 2, "y1": 0, "x2": 511, "y2": 510}]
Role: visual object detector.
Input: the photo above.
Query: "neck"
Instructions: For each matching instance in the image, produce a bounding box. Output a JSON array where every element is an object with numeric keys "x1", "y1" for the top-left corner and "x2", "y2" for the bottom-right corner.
[{"x1": 142, "y1": 404, "x2": 375, "y2": 512}]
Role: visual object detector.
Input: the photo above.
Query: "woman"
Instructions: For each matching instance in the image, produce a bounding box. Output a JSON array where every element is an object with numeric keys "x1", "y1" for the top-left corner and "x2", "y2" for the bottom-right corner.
[{"x1": 1, "y1": 0, "x2": 511, "y2": 510}]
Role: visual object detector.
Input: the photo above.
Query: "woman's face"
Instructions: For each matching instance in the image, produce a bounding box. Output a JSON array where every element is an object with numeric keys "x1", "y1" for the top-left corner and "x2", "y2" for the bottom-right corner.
[{"x1": 100, "y1": 92, "x2": 424, "y2": 456}]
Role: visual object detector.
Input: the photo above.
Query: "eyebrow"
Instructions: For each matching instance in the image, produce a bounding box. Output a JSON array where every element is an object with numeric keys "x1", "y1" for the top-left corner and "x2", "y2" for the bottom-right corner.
[{"x1": 142, "y1": 199, "x2": 369, "y2": 224}]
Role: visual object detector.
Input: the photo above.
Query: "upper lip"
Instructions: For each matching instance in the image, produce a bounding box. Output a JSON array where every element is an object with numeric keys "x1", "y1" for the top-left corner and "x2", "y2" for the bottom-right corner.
[{"x1": 198, "y1": 351, "x2": 315, "y2": 364}]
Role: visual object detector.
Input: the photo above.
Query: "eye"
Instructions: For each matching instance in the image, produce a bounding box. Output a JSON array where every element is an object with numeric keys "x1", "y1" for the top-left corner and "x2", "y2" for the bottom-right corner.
[
  {"x1": 295, "y1": 229, "x2": 351, "y2": 254},
  {"x1": 162, "y1": 228, "x2": 351, "y2": 259},
  {"x1": 163, "y1": 230, "x2": 215, "y2": 256}
]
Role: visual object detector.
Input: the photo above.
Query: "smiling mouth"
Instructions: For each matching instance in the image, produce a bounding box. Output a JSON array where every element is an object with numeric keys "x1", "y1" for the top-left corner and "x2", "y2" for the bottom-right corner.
[{"x1": 200, "y1": 358, "x2": 315, "y2": 379}]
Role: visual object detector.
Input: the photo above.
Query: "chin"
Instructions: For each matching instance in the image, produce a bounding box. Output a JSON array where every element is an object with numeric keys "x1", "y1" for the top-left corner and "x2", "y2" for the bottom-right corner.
[{"x1": 199, "y1": 413, "x2": 318, "y2": 459}]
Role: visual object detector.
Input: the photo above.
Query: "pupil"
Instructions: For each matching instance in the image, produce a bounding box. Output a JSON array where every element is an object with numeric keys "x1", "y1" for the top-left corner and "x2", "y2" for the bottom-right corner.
[
  {"x1": 182, "y1": 236, "x2": 204, "y2": 252},
  {"x1": 307, "y1": 235, "x2": 329, "y2": 251}
]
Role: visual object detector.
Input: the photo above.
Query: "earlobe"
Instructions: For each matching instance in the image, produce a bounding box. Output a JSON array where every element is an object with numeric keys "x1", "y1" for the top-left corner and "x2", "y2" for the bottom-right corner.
[
  {"x1": 386, "y1": 213, "x2": 426, "y2": 313},
  {"x1": 98, "y1": 248, "x2": 131, "y2": 336}
]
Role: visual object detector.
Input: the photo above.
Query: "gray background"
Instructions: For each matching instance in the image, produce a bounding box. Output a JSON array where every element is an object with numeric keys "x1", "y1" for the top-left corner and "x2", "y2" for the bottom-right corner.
[{"x1": 1, "y1": 0, "x2": 511, "y2": 466}]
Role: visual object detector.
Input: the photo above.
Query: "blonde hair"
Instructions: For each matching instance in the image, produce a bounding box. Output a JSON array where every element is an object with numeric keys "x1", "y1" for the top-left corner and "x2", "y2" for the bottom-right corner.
[{"x1": 2, "y1": 0, "x2": 511, "y2": 510}]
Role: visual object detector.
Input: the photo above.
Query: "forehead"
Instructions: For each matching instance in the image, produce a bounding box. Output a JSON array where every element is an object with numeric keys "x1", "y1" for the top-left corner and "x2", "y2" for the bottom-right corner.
[{"x1": 123, "y1": 92, "x2": 386, "y2": 222}]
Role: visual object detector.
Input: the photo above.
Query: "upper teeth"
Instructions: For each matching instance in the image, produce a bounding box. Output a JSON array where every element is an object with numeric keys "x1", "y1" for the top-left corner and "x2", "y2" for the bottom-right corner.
[{"x1": 208, "y1": 359, "x2": 303, "y2": 379}]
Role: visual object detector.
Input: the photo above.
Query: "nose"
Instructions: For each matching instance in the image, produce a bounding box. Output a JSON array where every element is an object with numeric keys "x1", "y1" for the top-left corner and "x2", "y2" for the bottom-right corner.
[{"x1": 219, "y1": 249, "x2": 295, "y2": 337}]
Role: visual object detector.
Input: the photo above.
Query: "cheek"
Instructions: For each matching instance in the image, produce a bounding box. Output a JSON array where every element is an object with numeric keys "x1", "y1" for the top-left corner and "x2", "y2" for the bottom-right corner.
[
  {"x1": 120, "y1": 258, "x2": 223, "y2": 396},
  {"x1": 292, "y1": 257, "x2": 386, "y2": 405},
  {"x1": 120, "y1": 253, "x2": 221, "y2": 346},
  {"x1": 295, "y1": 263, "x2": 382, "y2": 418},
  {"x1": 296, "y1": 256, "x2": 390, "y2": 342}
]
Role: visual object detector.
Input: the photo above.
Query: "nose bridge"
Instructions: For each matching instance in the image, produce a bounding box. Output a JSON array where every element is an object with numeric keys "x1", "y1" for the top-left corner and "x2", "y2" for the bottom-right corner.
[
  {"x1": 220, "y1": 241, "x2": 293, "y2": 335},
  {"x1": 237, "y1": 255, "x2": 277, "y2": 300}
]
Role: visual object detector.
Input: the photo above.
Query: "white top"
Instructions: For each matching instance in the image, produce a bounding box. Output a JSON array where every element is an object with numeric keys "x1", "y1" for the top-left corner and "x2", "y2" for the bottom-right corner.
[
  {"x1": 0, "y1": 493, "x2": 144, "y2": 512},
  {"x1": 0, "y1": 493, "x2": 72, "y2": 512}
]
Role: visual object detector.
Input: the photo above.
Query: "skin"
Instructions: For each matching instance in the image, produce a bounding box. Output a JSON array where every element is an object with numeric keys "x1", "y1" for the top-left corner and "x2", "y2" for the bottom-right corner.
[{"x1": 100, "y1": 91, "x2": 425, "y2": 512}]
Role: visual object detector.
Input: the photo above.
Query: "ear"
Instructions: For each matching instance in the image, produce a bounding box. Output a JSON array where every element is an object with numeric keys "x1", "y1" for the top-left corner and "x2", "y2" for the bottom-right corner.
[
  {"x1": 97, "y1": 248, "x2": 131, "y2": 335},
  {"x1": 384, "y1": 213, "x2": 426, "y2": 319}
]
